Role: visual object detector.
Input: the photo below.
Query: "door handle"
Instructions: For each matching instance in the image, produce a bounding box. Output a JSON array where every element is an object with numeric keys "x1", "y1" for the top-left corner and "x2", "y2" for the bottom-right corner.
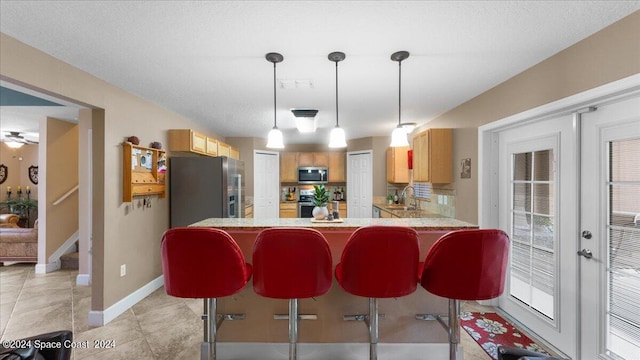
[{"x1": 577, "y1": 249, "x2": 593, "y2": 259}]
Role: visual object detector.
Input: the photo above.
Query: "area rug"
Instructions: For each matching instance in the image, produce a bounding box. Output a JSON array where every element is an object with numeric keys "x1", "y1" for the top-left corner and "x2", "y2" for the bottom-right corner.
[{"x1": 460, "y1": 311, "x2": 550, "y2": 360}]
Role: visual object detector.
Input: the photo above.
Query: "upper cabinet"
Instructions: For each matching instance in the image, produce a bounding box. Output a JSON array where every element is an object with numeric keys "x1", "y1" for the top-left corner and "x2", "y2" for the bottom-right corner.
[
  {"x1": 280, "y1": 152, "x2": 299, "y2": 183},
  {"x1": 298, "y1": 152, "x2": 328, "y2": 167},
  {"x1": 386, "y1": 146, "x2": 410, "y2": 183},
  {"x1": 328, "y1": 152, "x2": 346, "y2": 182},
  {"x1": 413, "y1": 128, "x2": 452, "y2": 183},
  {"x1": 280, "y1": 152, "x2": 346, "y2": 183},
  {"x1": 168, "y1": 129, "x2": 239, "y2": 160},
  {"x1": 168, "y1": 129, "x2": 207, "y2": 155}
]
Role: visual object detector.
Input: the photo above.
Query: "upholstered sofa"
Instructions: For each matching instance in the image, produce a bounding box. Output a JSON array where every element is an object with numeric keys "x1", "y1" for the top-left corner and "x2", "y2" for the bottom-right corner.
[
  {"x1": 0, "y1": 218, "x2": 37, "y2": 264},
  {"x1": 0, "y1": 213, "x2": 20, "y2": 228}
]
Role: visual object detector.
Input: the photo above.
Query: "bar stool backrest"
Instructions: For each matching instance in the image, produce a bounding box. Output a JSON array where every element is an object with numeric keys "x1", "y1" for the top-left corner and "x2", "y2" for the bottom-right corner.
[
  {"x1": 161, "y1": 227, "x2": 252, "y2": 299},
  {"x1": 420, "y1": 229, "x2": 509, "y2": 300},
  {"x1": 336, "y1": 225, "x2": 420, "y2": 298},
  {"x1": 253, "y1": 227, "x2": 333, "y2": 299}
]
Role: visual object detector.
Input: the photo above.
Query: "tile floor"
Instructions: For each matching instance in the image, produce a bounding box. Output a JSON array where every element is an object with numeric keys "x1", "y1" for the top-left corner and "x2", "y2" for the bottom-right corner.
[{"x1": 0, "y1": 264, "x2": 497, "y2": 359}]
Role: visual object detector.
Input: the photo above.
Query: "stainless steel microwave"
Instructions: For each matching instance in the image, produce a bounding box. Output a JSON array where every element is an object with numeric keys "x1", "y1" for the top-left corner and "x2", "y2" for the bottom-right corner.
[{"x1": 297, "y1": 167, "x2": 328, "y2": 184}]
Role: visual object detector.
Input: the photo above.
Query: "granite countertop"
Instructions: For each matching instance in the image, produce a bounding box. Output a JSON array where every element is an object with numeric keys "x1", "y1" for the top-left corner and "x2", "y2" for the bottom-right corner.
[
  {"x1": 190, "y1": 217, "x2": 477, "y2": 231},
  {"x1": 372, "y1": 203, "x2": 441, "y2": 219}
]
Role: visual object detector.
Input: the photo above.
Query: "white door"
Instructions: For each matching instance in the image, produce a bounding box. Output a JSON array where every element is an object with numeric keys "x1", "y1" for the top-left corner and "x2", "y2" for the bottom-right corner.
[
  {"x1": 580, "y1": 95, "x2": 640, "y2": 360},
  {"x1": 253, "y1": 150, "x2": 279, "y2": 219},
  {"x1": 497, "y1": 114, "x2": 579, "y2": 358},
  {"x1": 347, "y1": 151, "x2": 372, "y2": 218}
]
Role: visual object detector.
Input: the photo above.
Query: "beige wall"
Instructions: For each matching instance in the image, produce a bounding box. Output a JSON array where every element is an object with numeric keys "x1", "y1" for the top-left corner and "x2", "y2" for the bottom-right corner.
[
  {"x1": 414, "y1": 11, "x2": 640, "y2": 224},
  {"x1": 45, "y1": 118, "x2": 78, "y2": 256},
  {"x1": 0, "y1": 142, "x2": 39, "y2": 203},
  {"x1": 0, "y1": 32, "x2": 212, "y2": 311}
]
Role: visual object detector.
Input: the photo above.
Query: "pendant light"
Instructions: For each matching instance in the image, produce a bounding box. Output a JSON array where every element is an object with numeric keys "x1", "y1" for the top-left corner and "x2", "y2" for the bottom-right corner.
[
  {"x1": 390, "y1": 51, "x2": 410, "y2": 147},
  {"x1": 328, "y1": 51, "x2": 347, "y2": 148},
  {"x1": 266, "y1": 52, "x2": 284, "y2": 149}
]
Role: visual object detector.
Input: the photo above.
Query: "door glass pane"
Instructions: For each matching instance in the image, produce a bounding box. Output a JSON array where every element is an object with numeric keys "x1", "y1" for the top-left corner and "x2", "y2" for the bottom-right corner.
[
  {"x1": 606, "y1": 138, "x2": 640, "y2": 360},
  {"x1": 511, "y1": 149, "x2": 555, "y2": 319}
]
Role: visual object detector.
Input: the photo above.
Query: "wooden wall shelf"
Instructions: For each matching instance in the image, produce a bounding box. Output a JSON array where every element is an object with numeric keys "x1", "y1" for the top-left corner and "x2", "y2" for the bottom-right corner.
[{"x1": 122, "y1": 142, "x2": 166, "y2": 202}]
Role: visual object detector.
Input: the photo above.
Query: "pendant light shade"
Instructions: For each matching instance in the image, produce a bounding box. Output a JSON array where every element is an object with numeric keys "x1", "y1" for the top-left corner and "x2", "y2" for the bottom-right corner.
[
  {"x1": 265, "y1": 52, "x2": 285, "y2": 149},
  {"x1": 328, "y1": 51, "x2": 347, "y2": 148},
  {"x1": 390, "y1": 51, "x2": 410, "y2": 147}
]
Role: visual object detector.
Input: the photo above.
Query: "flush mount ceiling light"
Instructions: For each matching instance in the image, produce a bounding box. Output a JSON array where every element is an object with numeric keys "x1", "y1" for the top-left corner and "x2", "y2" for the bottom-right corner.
[
  {"x1": 266, "y1": 52, "x2": 284, "y2": 149},
  {"x1": 291, "y1": 109, "x2": 318, "y2": 133},
  {"x1": 328, "y1": 51, "x2": 347, "y2": 148},
  {"x1": 390, "y1": 51, "x2": 411, "y2": 147}
]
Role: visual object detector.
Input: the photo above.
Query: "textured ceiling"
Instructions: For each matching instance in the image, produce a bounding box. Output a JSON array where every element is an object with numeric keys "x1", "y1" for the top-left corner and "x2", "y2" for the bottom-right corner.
[{"x1": 0, "y1": 1, "x2": 638, "y2": 144}]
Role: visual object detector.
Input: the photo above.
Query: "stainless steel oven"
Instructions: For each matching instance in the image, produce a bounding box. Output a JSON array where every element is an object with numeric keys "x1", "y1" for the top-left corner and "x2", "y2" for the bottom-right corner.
[
  {"x1": 298, "y1": 189, "x2": 315, "y2": 218},
  {"x1": 298, "y1": 202, "x2": 314, "y2": 218}
]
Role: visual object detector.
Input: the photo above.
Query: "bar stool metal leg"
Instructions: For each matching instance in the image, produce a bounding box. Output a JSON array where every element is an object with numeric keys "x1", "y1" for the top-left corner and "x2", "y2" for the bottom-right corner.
[
  {"x1": 369, "y1": 298, "x2": 379, "y2": 360},
  {"x1": 448, "y1": 299, "x2": 460, "y2": 360},
  {"x1": 202, "y1": 298, "x2": 217, "y2": 360},
  {"x1": 289, "y1": 298, "x2": 298, "y2": 360}
]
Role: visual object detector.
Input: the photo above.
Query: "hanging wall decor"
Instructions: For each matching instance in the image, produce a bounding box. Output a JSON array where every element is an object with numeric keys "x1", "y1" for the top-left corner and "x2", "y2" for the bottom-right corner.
[
  {"x1": 28, "y1": 165, "x2": 38, "y2": 184},
  {"x1": 0, "y1": 164, "x2": 7, "y2": 184}
]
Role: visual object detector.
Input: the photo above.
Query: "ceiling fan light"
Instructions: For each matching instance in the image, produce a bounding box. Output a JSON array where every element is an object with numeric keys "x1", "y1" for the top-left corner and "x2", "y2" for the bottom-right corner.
[
  {"x1": 390, "y1": 125, "x2": 409, "y2": 147},
  {"x1": 266, "y1": 127, "x2": 284, "y2": 149},
  {"x1": 5, "y1": 141, "x2": 24, "y2": 149},
  {"x1": 328, "y1": 126, "x2": 347, "y2": 148}
]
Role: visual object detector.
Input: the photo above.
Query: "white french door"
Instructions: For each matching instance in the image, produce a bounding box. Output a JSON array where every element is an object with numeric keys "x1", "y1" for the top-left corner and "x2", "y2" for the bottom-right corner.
[
  {"x1": 580, "y1": 95, "x2": 640, "y2": 360},
  {"x1": 497, "y1": 114, "x2": 579, "y2": 358}
]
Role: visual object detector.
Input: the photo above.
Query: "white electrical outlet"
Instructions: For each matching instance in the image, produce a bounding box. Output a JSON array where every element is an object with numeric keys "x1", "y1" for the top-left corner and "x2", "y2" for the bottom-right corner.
[{"x1": 120, "y1": 264, "x2": 126, "y2": 277}]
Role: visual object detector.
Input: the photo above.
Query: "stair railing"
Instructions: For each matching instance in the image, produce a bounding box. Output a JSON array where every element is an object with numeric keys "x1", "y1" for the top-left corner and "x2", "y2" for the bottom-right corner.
[{"x1": 53, "y1": 184, "x2": 79, "y2": 206}]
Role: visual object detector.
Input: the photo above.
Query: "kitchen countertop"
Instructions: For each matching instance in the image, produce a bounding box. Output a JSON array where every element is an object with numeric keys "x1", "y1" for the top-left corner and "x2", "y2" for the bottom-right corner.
[
  {"x1": 190, "y1": 216, "x2": 476, "y2": 231},
  {"x1": 372, "y1": 202, "x2": 442, "y2": 218}
]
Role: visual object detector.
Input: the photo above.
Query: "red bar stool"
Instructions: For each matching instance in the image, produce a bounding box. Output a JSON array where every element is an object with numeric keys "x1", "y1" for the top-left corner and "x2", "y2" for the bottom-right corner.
[
  {"x1": 161, "y1": 227, "x2": 252, "y2": 360},
  {"x1": 417, "y1": 229, "x2": 509, "y2": 360},
  {"x1": 335, "y1": 225, "x2": 420, "y2": 360},
  {"x1": 252, "y1": 228, "x2": 333, "y2": 360}
]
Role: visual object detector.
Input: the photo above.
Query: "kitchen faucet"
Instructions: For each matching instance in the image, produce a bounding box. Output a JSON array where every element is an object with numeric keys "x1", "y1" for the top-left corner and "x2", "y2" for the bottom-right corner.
[{"x1": 400, "y1": 185, "x2": 419, "y2": 210}]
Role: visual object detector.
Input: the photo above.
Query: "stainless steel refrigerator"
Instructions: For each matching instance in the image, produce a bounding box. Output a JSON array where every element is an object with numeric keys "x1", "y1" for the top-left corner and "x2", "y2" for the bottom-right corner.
[{"x1": 169, "y1": 156, "x2": 244, "y2": 227}]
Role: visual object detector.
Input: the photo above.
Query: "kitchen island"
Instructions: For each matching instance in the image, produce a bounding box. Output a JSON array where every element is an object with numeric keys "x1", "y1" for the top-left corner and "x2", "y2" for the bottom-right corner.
[{"x1": 187, "y1": 217, "x2": 477, "y2": 349}]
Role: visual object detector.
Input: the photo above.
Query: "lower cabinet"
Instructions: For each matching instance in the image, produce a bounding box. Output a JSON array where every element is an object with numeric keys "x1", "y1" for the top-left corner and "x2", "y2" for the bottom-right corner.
[
  {"x1": 279, "y1": 202, "x2": 297, "y2": 218},
  {"x1": 245, "y1": 205, "x2": 253, "y2": 218}
]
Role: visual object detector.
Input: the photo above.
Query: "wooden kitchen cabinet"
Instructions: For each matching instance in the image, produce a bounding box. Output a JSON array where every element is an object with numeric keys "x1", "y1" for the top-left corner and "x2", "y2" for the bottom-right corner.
[
  {"x1": 298, "y1": 152, "x2": 329, "y2": 167},
  {"x1": 122, "y1": 142, "x2": 166, "y2": 202},
  {"x1": 206, "y1": 137, "x2": 218, "y2": 156},
  {"x1": 230, "y1": 146, "x2": 239, "y2": 160},
  {"x1": 328, "y1": 152, "x2": 346, "y2": 182},
  {"x1": 279, "y1": 202, "x2": 297, "y2": 218},
  {"x1": 386, "y1": 146, "x2": 410, "y2": 183},
  {"x1": 280, "y1": 152, "x2": 299, "y2": 183},
  {"x1": 168, "y1": 129, "x2": 207, "y2": 155},
  {"x1": 339, "y1": 202, "x2": 347, "y2": 218},
  {"x1": 245, "y1": 205, "x2": 253, "y2": 218},
  {"x1": 413, "y1": 129, "x2": 452, "y2": 183},
  {"x1": 217, "y1": 142, "x2": 230, "y2": 157}
]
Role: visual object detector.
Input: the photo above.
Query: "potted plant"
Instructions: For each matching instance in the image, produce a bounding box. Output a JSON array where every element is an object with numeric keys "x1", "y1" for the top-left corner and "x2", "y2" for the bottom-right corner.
[
  {"x1": 386, "y1": 194, "x2": 394, "y2": 205},
  {"x1": 312, "y1": 184, "x2": 329, "y2": 220}
]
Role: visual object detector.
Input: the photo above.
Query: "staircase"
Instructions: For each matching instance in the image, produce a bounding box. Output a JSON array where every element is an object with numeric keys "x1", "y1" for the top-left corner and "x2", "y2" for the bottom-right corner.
[{"x1": 60, "y1": 251, "x2": 79, "y2": 270}]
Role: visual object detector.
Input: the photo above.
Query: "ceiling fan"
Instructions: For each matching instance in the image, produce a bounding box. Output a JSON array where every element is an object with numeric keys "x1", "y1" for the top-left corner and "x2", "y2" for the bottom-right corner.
[{"x1": 2, "y1": 131, "x2": 39, "y2": 148}]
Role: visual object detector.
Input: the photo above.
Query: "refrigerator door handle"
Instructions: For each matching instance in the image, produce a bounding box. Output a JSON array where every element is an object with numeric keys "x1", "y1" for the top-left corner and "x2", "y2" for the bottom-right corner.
[{"x1": 237, "y1": 174, "x2": 242, "y2": 218}]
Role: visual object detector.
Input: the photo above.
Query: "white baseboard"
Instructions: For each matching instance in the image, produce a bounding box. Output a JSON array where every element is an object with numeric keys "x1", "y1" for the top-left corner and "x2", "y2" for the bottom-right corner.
[
  {"x1": 88, "y1": 275, "x2": 164, "y2": 327},
  {"x1": 76, "y1": 273, "x2": 90, "y2": 286},
  {"x1": 35, "y1": 260, "x2": 60, "y2": 274}
]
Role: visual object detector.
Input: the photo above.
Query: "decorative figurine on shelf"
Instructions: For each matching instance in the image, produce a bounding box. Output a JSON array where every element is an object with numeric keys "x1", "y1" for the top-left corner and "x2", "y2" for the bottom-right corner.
[
  {"x1": 312, "y1": 184, "x2": 329, "y2": 220},
  {"x1": 127, "y1": 136, "x2": 140, "y2": 145},
  {"x1": 150, "y1": 141, "x2": 162, "y2": 149}
]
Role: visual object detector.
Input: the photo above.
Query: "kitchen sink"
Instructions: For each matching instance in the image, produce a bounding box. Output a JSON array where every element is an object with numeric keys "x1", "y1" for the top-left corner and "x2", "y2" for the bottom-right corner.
[{"x1": 384, "y1": 204, "x2": 416, "y2": 211}]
